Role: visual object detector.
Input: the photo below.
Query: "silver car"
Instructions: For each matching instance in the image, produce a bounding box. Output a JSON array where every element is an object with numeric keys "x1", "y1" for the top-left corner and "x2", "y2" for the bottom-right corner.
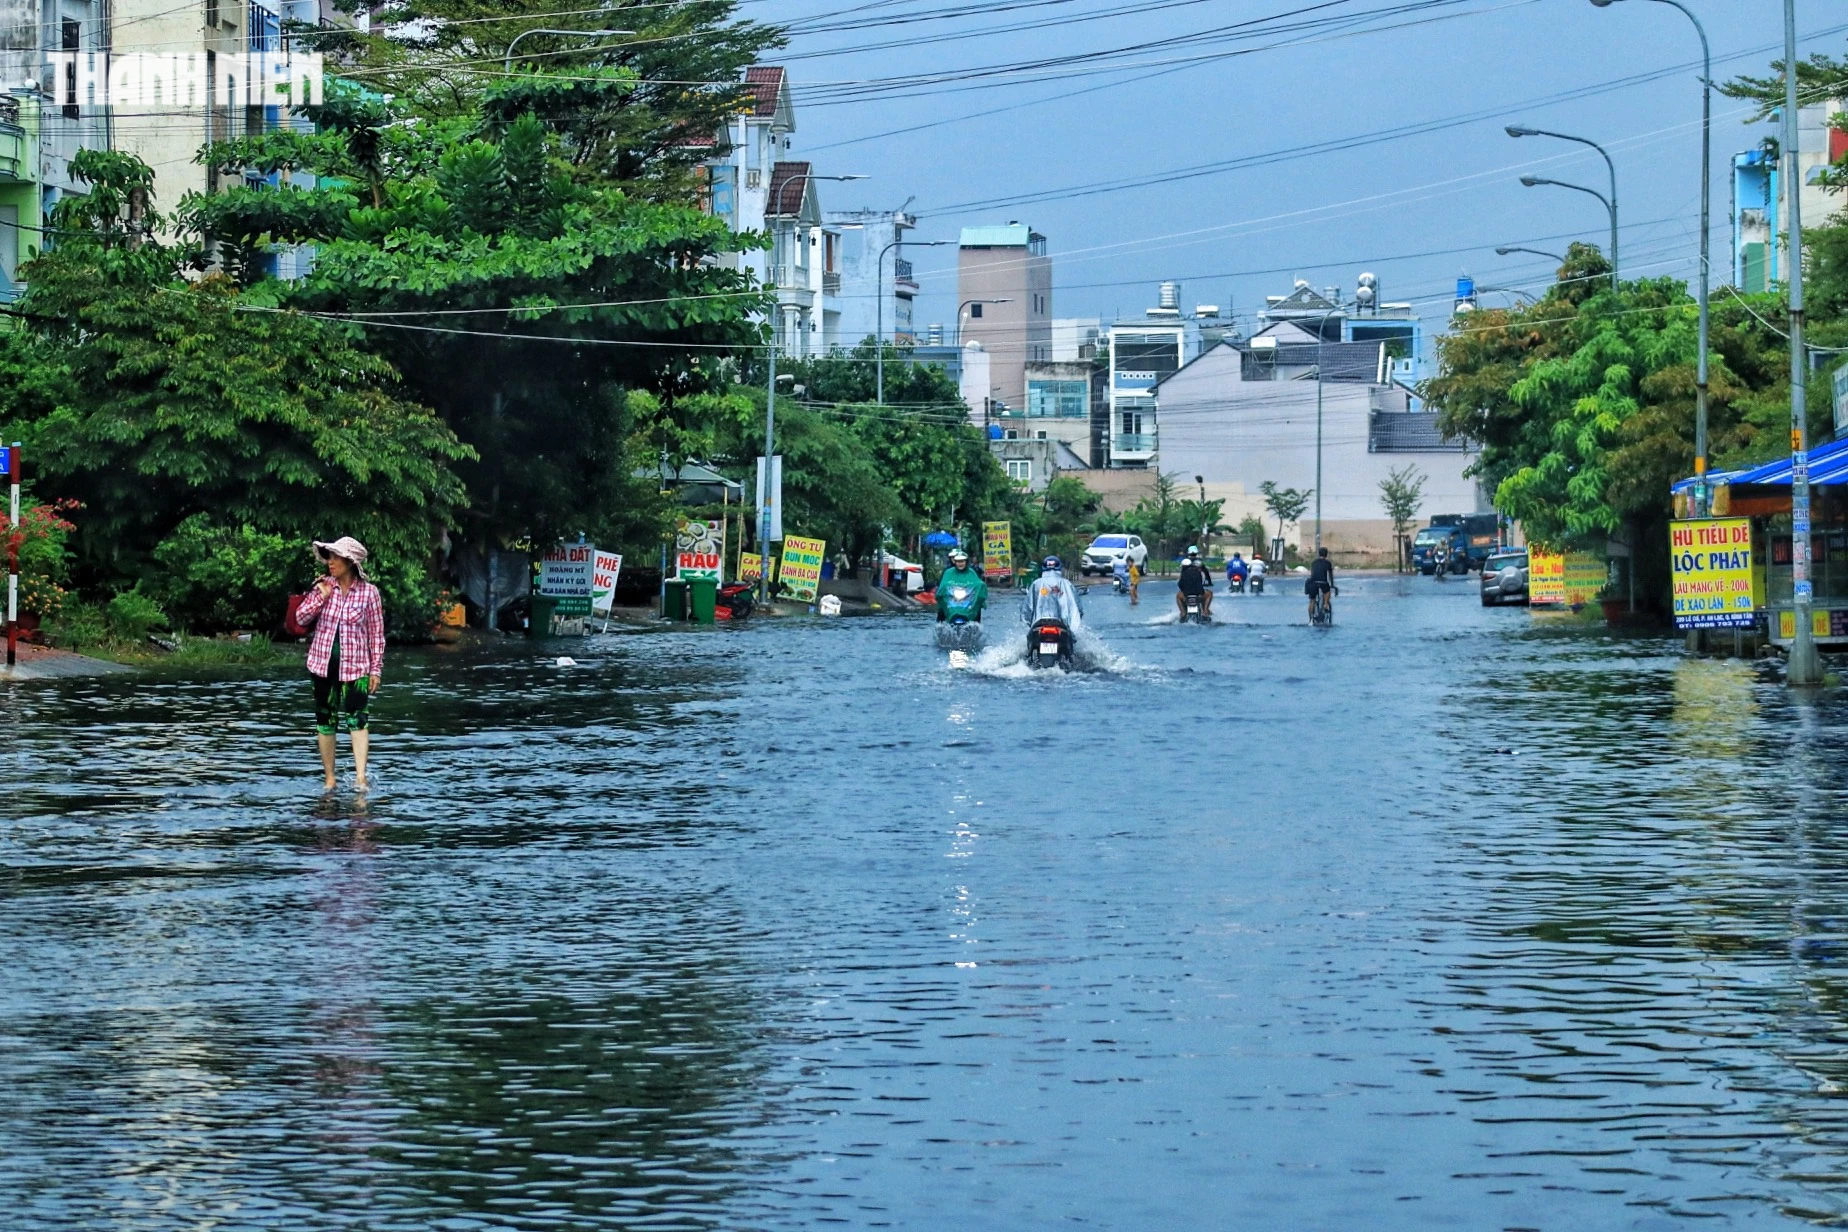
[{"x1": 1480, "y1": 549, "x2": 1529, "y2": 606}]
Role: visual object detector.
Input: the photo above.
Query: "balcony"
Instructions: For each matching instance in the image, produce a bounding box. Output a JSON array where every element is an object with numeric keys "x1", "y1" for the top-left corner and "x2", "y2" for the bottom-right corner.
[
  {"x1": 822, "y1": 270, "x2": 840, "y2": 295},
  {"x1": 1114, "y1": 432, "x2": 1156, "y2": 456}
]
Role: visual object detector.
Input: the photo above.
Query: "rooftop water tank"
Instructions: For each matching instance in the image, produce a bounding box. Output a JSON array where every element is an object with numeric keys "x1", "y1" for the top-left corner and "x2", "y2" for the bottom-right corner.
[{"x1": 1158, "y1": 281, "x2": 1181, "y2": 311}]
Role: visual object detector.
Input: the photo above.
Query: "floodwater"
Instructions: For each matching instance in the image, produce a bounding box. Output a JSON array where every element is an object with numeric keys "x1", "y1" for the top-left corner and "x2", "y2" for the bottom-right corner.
[{"x1": 6, "y1": 574, "x2": 1848, "y2": 1230}]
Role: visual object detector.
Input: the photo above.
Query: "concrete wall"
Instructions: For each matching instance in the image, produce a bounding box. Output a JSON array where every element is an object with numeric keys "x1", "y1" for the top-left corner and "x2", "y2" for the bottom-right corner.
[{"x1": 1158, "y1": 344, "x2": 1484, "y2": 566}]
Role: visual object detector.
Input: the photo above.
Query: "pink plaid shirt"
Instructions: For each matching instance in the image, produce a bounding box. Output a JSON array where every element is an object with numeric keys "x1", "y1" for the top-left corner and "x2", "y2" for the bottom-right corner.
[{"x1": 298, "y1": 577, "x2": 385, "y2": 682}]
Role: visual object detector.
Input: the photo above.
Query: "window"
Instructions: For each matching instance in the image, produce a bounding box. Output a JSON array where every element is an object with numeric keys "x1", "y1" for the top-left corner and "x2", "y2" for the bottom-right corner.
[
  {"x1": 1006, "y1": 459, "x2": 1032, "y2": 484},
  {"x1": 1028, "y1": 378, "x2": 1087, "y2": 418},
  {"x1": 61, "y1": 20, "x2": 79, "y2": 118},
  {"x1": 970, "y1": 302, "x2": 983, "y2": 319}
]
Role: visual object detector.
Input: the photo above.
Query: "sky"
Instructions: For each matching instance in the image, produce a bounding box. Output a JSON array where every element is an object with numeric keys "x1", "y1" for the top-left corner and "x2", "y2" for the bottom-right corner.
[{"x1": 749, "y1": 0, "x2": 1844, "y2": 358}]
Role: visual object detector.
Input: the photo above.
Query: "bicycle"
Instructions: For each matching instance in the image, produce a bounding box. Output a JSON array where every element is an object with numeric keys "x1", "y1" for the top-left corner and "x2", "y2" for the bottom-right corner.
[{"x1": 1309, "y1": 585, "x2": 1337, "y2": 627}]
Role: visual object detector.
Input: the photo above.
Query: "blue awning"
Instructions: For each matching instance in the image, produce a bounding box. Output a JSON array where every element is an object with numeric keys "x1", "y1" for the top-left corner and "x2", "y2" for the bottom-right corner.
[{"x1": 1673, "y1": 436, "x2": 1848, "y2": 491}]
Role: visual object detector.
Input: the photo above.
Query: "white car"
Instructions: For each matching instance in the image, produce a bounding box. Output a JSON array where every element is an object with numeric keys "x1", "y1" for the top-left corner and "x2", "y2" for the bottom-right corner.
[{"x1": 1080, "y1": 534, "x2": 1149, "y2": 576}]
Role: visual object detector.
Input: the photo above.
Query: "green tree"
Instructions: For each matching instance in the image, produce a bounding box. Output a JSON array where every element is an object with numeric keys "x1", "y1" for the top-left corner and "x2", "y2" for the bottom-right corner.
[
  {"x1": 1378, "y1": 465, "x2": 1426, "y2": 572},
  {"x1": 1259, "y1": 480, "x2": 1311, "y2": 555},
  {"x1": 1236, "y1": 514, "x2": 1268, "y2": 556},
  {"x1": 188, "y1": 99, "x2": 768, "y2": 566},
  {"x1": 1, "y1": 150, "x2": 471, "y2": 632},
  {"x1": 321, "y1": 0, "x2": 785, "y2": 203}
]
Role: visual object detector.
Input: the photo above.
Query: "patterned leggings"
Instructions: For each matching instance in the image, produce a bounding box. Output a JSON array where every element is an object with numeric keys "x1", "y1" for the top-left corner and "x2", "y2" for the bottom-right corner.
[{"x1": 311, "y1": 645, "x2": 370, "y2": 736}]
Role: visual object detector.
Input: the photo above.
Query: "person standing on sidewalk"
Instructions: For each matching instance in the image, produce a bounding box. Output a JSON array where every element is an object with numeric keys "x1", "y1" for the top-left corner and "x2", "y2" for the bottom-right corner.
[{"x1": 296, "y1": 536, "x2": 384, "y2": 792}]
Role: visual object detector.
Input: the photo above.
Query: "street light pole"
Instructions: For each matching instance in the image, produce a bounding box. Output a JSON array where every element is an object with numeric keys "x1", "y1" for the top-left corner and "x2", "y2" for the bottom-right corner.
[
  {"x1": 1591, "y1": 0, "x2": 1712, "y2": 515},
  {"x1": 766, "y1": 171, "x2": 867, "y2": 362},
  {"x1": 1781, "y1": 0, "x2": 1821, "y2": 686},
  {"x1": 1494, "y1": 245, "x2": 1566, "y2": 264},
  {"x1": 1519, "y1": 175, "x2": 1618, "y2": 290},
  {"x1": 1508, "y1": 125, "x2": 1619, "y2": 287},
  {"x1": 1310, "y1": 305, "x2": 1346, "y2": 553},
  {"x1": 503, "y1": 27, "x2": 633, "y2": 72},
  {"x1": 875, "y1": 238, "x2": 949, "y2": 404}
]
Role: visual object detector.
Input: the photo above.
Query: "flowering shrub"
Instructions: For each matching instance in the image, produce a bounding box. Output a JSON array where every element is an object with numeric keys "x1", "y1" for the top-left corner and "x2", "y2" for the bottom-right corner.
[{"x1": 6, "y1": 498, "x2": 79, "y2": 613}]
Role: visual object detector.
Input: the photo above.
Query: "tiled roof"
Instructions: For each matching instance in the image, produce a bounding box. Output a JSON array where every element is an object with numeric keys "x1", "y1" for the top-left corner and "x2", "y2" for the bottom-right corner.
[
  {"x1": 766, "y1": 161, "x2": 811, "y2": 216},
  {"x1": 1272, "y1": 339, "x2": 1381, "y2": 381},
  {"x1": 744, "y1": 65, "x2": 785, "y2": 117},
  {"x1": 1370, "y1": 411, "x2": 1466, "y2": 453}
]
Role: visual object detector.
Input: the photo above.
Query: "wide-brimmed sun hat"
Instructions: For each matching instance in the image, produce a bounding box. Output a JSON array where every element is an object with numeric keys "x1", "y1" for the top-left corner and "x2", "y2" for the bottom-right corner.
[{"x1": 313, "y1": 536, "x2": 370, "y2": 580}]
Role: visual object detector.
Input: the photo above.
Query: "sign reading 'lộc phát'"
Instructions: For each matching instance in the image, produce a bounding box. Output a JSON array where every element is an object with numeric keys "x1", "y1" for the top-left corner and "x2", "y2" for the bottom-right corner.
[{"x1": 1670, "y1": 518, "x2": 1756, "y2": 629}]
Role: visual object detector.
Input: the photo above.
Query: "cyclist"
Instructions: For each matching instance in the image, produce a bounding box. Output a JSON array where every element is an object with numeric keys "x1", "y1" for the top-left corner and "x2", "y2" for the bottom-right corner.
[
  {"x1": 1175, "y1": 545, "x2": 1214, "y2": 618},
  {"x1": 1305, "y1": 546, "x2": 1335, "y2": 622}
]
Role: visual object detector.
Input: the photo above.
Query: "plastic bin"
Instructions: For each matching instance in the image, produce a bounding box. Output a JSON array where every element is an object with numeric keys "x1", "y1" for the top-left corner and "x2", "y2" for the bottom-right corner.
[
  {"x1": 688, "y1": 578, "x2": 718, "y2": 625},
  {"x1": 662, "y1": 579, "x2": 688, "y2": 620},
  {"x1": 528, "y1": 595, "x2": 559, "y2": 636}
]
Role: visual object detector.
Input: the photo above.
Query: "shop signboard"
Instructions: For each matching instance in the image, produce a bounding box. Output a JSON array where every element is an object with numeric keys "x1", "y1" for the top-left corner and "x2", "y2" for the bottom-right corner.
[
  {"x1": 590, "y1": 550, "x2": 622, "y2": 616},
  {"x1": 741, "y1": 552, "x2": 777, "y2": 583},
  {"x1": 982, "y1": 520, "x2": 1013, "y2": 579},
  {"x1": 779, "y1": 536, "x2": 825, "y2": 601},
  {"x1": 1669, "y1": 518, "x2": 1756, "y2": 629},
  {"x1": 756, "y1": 456, "x2": 784, "y2": 543},
  {"x1": 538, "y1": 543, "x2": 596, "y2": 616},
  {"x1": 1528, "y1": 549, "x2": 1566, "y2": 606},
  {"x1": 674, "y1": 519, "x2": 725, "y2": 581},
  {"x1": 1562, "y1": 555, "x2": 1606, "y2": 607}
]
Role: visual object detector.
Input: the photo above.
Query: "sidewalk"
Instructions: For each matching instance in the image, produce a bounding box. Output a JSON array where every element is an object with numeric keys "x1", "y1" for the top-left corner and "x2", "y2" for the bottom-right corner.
[{"x1": 0, "y1": 643, "x2": 135, "y2": 680}]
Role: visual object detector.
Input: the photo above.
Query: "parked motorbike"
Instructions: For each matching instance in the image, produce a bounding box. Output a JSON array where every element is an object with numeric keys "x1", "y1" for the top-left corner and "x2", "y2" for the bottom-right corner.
[
  {"x1": 935, "y1": 585, "x2": 986, "y2": 651},
  {"x1": 1112, "y1": 574, "x2": 1130, "y2": 595},
  {"x1": 716, "y1": 582, "x2": 756, "y2": 620},
  {"x1": 1026, "y1": 618, "x2": 1075, "y2": 670}
]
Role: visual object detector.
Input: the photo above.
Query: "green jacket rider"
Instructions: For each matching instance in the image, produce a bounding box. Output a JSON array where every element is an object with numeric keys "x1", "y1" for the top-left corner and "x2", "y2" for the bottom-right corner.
[{"x1": 935, "y1": 549, "x2": 989, "y2": 622}]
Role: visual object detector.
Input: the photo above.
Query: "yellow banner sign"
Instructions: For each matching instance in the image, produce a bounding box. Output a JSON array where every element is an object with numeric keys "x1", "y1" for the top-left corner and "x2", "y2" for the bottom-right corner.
[
  {"x1": 982, "y1": 521, "x2": 1013, "y2": 578},
  {"x1": 1670, "y1": 518, "x2": 1756, "y2": 629},
  {"x1": 1562, "y1": 555, "x2": 1605, "y2": 607},
  {"x1": 1528, "y1": 550, "x2": 1565, "y2": 605},
  {"x1": 779, "y1": 535, "x2": 825, "y2": 602},
  {"x1": 739, "y1": 552, "x2": 772, "y2": 583}
]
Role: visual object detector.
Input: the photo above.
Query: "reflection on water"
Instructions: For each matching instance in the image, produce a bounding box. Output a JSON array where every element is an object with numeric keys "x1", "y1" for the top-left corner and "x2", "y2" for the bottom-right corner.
[{"x1": 6, "y1": 581, "x2": 1848, "y2": 1227}]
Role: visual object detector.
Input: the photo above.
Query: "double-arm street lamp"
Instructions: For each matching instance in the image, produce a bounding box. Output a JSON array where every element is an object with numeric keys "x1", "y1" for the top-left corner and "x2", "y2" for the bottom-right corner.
[
  {"x1": 759, "y1": 172, "x2": 867, "y2": 601},
  {"x1": 876, "y1": 238, "x2": 951, "y2": 404},
  {"x1": 503, "y1": 27, "x2": 633, "y2": 72},
  {"x1": 1589, "y1": 0, "x2": 1714, "y2": 517},
  {"x1": 1509, "y1": 124, "x2": 1619, "y2": 289}
]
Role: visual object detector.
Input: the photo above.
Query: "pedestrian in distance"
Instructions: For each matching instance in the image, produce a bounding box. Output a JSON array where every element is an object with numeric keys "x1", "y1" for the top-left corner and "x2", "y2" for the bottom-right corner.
[
  {"x1": 1128, "y1": 557, "x2": 1142, "y2": 606},
  {"x1": 295, "y1": 536, "x2": 385, "y2": 792}
]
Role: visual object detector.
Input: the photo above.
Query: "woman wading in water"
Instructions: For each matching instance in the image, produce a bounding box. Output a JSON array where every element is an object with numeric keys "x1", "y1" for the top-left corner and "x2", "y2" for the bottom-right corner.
[{"x1": 296, "y1": 537, "x2": 384, "y2": 791}]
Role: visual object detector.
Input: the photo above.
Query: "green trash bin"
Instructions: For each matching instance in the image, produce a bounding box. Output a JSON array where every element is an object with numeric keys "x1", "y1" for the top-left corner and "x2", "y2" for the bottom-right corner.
[
  {"x1": 662, "y1": 579, "x2": 689, "y2": 621},
  {"x1": 688, "y1": 577, "x2": 718, "y2": 625},
  {"x1": 528, "y1": 594, "x2": 559, "y2": 636}
]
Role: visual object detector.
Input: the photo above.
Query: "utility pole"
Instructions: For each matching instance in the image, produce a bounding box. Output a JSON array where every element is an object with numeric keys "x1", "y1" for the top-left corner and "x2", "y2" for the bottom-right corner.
[
  {"x1": 759, "y1": 335, "x2": 779, "y2": 606},
  {"x1": 1783, "y1": 0, "x2": 1821, "y2": 686}
]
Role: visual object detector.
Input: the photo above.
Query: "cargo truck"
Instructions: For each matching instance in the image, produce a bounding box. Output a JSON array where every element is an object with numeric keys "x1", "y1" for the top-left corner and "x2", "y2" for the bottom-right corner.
[{"x1": 1411, "y1": 513, "x2": 1501, "y2": 574}]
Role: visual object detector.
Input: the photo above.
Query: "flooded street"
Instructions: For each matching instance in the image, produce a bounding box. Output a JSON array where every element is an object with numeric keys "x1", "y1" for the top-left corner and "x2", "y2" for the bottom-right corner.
[{"x1": 9, "y1": 575, "x2": 1848, "y2": 1229}]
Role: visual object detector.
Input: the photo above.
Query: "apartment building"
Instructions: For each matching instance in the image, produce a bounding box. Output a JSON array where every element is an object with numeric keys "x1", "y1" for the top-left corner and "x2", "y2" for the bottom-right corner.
[
  {"x1": 824, "y1": 206, "x2": 929, "y2": 350},
  {"x1": 956, "y1": 221, "x2": 1050, "y2": 412}
]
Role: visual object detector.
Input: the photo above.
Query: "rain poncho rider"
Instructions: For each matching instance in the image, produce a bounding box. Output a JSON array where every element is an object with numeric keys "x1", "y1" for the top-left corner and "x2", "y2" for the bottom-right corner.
[
  {"x1": 1022, "y1": 556, "x2": 1084, "y2": 628},
  {"x1": 935, "y1": 549, "x2": 989, "y2": 622}
]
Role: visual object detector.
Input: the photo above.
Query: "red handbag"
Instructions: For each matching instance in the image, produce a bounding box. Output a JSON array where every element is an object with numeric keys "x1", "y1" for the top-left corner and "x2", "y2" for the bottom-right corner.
[{"x1": 283, "y1": 593, "x2": 311, "y2": 638}]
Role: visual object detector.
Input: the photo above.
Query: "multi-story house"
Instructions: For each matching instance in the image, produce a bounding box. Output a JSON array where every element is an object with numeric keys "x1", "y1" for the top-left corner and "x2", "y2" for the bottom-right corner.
[
  {"x1": 956, "y1": 221, "x2": 1050, "y2": 412},
  {"x1": 1106, "y1": 282, "x2": 1200, "y2": 468},
  {"x1": 1733, "y1": 97, "x2": 1847, "y2": 293},
  {"x1": 824, "y1": 206, "x2": 927, "y2": 351}
]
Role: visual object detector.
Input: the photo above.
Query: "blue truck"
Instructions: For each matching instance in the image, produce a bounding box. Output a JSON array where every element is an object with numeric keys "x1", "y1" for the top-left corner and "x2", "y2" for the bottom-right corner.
[{"x1": 1411, "y1": 513, "x2": 1501, "y2": 575}]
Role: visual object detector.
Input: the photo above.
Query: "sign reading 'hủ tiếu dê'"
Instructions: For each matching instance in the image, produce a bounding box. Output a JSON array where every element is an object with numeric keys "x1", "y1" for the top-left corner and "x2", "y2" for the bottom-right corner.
[
  {"x1": 779, "y1": 536, "x2": 825, "y2": 602},
  {"x1": 1670, "y1": 518, "x2": 1756, "y2": 629}
]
